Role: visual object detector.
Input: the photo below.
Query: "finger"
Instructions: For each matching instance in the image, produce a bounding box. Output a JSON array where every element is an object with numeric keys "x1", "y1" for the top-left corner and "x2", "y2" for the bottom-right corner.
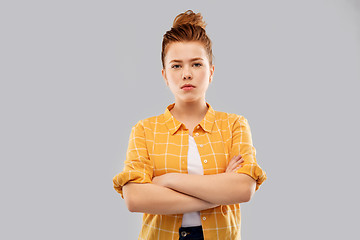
[
  {"x1": 226, "y1": 155, "x2": 244, "y2": 172},
  {"x1": 229, "y1": 159, "x2": 245, "y2": 171},
  {"x1": 233, "y1": 164, "x2": 243, "y2": 172},
  {"x1": 232, "y1": 157, "x2": 244, "y2": 166},
  {"x1": 229, "y1": 155, "x2": 239, "y2": 164},
  {"x1": 229, "y1": 155, "x2": 242, "y2": 166},
  {"x1": 227, "y1": 157, "x2": 240, "y2": 171},
  {"x1": 227, "y1": 161, "x2": 244, "y2": 173},
  {"x1": 227, "y1": 155, "x2": 242, "y2": 169}
]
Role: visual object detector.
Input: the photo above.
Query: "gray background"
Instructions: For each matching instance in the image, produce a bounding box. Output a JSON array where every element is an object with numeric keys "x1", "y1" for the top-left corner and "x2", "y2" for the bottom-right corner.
[{"x1": 1, "y1": 0, "x2": 359, "y2": 239}]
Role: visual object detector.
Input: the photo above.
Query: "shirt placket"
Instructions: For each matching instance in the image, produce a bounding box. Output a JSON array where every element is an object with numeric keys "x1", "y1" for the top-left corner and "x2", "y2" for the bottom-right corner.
[{"x1": 191, "y1": 124, "x2": 211, "y2": 234}]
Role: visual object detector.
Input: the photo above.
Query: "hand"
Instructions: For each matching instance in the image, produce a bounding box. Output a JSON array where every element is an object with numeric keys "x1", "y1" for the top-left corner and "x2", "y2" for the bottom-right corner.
[
  {"x1": 225, "y1": 155, "x2": 244, "y2": 173},
  {"x1": 152, "y1": 173, "x2": 175, "y2": 187}
]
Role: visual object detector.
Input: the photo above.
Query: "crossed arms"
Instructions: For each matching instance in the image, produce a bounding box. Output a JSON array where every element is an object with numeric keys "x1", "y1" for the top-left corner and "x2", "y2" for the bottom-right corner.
[
  {"x1": 118, "y1": 116, "x2": 264, "y2": 215},
  {"x1": 123, "y1": 155, "x2": 256, "y2": 215}
]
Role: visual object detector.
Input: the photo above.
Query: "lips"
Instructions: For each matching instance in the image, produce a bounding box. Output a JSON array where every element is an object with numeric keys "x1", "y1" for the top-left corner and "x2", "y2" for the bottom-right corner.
[{"x1": 181, "y1": 84, "x2": 195, "y2": 89}]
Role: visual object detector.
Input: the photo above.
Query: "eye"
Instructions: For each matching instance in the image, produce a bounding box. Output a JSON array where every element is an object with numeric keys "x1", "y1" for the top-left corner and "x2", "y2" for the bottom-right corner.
[
  {"x1": 193, "y1": 63, "x2": 202, "y2": 67},
  {"x1": 171, "y1": 64, "x2": 181, "y2": 69}
]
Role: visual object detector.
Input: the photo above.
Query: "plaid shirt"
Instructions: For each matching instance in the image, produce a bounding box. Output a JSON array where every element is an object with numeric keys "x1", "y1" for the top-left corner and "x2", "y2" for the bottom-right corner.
[{"x1": 113, "y1": 102, "x2": 267, "y2": 239}]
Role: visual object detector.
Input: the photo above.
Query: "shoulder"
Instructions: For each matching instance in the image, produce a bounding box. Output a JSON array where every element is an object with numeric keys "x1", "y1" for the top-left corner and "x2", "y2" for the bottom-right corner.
[
  {"x1": 213, "y1": 109, "x2": 248, "y2": 126},
  {"x1": 131, "y1": 114, "x2": 164, "y2": 132}
]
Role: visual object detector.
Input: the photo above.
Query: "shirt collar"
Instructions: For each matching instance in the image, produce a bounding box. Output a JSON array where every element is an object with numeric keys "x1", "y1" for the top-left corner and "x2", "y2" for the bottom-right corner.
[{"x1": 164, "y1": 102, "x2": 216, "y2": 135}]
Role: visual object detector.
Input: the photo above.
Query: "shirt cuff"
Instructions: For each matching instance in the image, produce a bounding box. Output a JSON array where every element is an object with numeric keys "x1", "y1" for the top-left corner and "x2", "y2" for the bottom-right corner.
[
  {"x1": 113, "y1": 170, "x2": 152, "y2": 199},
  {"x1": 235, "y1": 163, "x2": 267, "y2": 191}
]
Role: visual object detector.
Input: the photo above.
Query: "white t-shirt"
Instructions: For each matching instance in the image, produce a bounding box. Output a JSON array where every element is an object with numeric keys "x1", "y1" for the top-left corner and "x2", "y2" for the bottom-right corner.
[{"x1": 181, "y1": 134, "x2": 204, "y2": 227}]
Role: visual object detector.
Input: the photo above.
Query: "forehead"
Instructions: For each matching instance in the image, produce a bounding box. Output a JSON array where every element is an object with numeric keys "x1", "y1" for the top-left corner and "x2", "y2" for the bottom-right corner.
[{"x1": 165, "y1": 41, "x2": 207, "y2": 62}]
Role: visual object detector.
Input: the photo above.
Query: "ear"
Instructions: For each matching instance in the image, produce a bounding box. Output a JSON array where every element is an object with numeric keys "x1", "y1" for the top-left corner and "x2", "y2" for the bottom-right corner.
[
  {"x1": 209, "y1": 65, "x2": 215, "y2": 83},
  {"x1": 161, "y1": 68, "x2": 168, "y2": 86}
]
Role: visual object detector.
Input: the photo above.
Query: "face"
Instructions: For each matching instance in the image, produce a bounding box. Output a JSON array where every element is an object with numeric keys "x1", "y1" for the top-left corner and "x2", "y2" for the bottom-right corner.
[{"x1": 162, "y1": 41, "x2": 214, "y2": 104}]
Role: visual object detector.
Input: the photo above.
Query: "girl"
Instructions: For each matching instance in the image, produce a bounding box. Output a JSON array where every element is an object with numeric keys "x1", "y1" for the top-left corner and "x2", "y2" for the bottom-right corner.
[{"x1": 113, "y1": 10, "x2": 267, "y2": 240}]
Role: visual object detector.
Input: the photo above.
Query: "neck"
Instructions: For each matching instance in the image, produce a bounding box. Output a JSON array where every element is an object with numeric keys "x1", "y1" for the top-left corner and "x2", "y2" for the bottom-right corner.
[{"x1": 171, "y1": 99, "x2": 208, "y2": 120}]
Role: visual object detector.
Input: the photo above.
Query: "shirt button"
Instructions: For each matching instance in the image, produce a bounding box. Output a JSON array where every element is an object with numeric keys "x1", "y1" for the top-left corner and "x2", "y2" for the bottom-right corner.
[
  {"x1": 195, "y1": 133, "x2": 199, "y2": 136},
  {"x1": 204, "y1": 159, "x2": 207, "y2": 163},
  {"x1": 202, "y1": 217, "x2": 206, "y2": 221},
  {"x1": 200, "y1": 144, "x2": 203, "y2": 147}
]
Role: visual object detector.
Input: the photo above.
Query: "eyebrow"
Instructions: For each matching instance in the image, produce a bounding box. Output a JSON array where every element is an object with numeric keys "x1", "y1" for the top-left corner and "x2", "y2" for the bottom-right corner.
[{"x1": 169, "y1": 57, "x2": 204, "y2": 63}]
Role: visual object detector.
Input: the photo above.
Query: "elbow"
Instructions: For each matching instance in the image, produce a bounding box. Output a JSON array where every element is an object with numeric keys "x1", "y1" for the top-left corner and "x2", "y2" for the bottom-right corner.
[
  {"x1": 240, "y1": 190, "x2": 252, "y2": 203},
  {"x1": 241, "y1": 185, "x2": 256, "y2": 203},
  {"x1": 233, "y1": 174, "x2": 256, "y2": 203},
  {"x1": 123, "y1": 183, "x2": 139, "y2": 212},
  {"x1": 236, "y1": 184, "x2": 256, "y2": 203},
  {"x1": 124, "y1": 196, "x2": 137, "y2": 212},
  {"x1": 235, "y1": 190, "x2": 251, "y2": 203},
  {"x1": 127, "y1": 204, "x2": 138, "y2": 213}
]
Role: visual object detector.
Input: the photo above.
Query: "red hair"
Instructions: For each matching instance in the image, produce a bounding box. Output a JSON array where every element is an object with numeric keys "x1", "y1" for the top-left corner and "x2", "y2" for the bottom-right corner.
[{"x1": 161, "y1": 10, "x2": 213, "y2": 69}]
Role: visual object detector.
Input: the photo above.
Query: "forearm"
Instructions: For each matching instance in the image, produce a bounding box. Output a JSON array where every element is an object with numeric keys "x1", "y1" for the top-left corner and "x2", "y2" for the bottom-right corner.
[
  {"x1": 122, "y1": 182, "x2": 218, "y2": 215},
  {"x1": 166, "y1": 173, "x2": 256, "y2": 205}
]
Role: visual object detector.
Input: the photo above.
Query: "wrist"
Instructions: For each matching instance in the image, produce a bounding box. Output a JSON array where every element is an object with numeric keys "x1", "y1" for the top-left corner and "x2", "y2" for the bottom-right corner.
[{"x1": 167, "y1": 173, "x2": 180, "y2": 189}]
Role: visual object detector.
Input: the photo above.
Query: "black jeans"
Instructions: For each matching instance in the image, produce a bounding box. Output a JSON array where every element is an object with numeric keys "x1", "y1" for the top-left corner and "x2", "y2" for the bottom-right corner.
[{"x1": 179, "y1": 226, "x2": 204, "y2": 240}]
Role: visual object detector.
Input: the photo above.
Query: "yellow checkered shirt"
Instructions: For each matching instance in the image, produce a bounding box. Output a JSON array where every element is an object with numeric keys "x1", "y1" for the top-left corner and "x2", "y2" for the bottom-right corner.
[{"x1": 113, "y1": 102, "x2": 267, "y2": 239}]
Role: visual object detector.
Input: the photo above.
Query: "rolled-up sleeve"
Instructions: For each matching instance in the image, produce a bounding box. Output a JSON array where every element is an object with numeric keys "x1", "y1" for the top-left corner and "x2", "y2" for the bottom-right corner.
[
  {"x1": 113, "y1": 120, "x2": 153, "y2": 198},
  {"x1": 231, "y1": 115, "x2": 267, "y2": 191}
]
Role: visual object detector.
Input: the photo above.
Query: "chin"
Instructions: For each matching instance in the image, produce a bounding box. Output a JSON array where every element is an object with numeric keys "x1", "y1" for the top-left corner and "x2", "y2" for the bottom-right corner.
[{"x1": 180, "y1": 97, "x2": 202, "y2": 103}]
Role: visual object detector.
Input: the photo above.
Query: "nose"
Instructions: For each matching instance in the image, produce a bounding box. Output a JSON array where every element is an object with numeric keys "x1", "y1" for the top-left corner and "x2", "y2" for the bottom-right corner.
[{"x1": 182, "y1": 66, "x2": 192, "y2": 80}]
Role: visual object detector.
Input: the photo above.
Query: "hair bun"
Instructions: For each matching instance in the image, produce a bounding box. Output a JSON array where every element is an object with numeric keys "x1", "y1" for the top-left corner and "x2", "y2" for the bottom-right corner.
[{"x1": 173, "y1": 10, "x2": 207, "y2": 29}]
